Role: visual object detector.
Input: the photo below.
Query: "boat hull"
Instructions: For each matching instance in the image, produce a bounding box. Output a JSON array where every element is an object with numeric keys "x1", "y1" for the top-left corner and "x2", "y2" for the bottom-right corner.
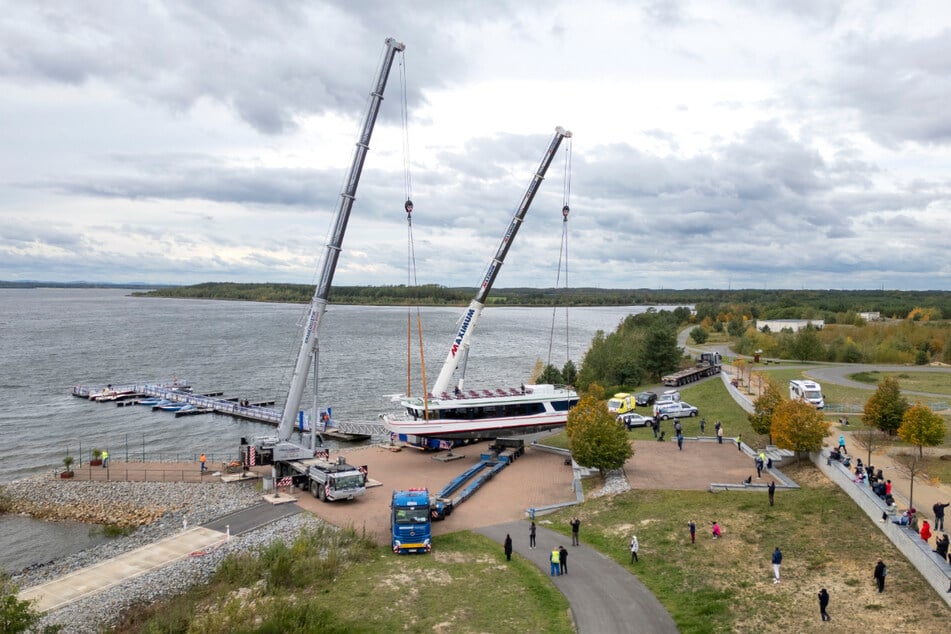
[{"x1": 382, "y1": 384, "x2": 577, "y2": 441}]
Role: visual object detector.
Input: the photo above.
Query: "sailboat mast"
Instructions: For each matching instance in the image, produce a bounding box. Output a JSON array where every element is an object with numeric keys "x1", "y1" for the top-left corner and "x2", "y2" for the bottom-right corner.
[
  {"x1": 430, "y1": 126, "x2": 572, "y2": 397},
  {"x1": 278, "y1": 37, "x2": 405, "y2": 440}
]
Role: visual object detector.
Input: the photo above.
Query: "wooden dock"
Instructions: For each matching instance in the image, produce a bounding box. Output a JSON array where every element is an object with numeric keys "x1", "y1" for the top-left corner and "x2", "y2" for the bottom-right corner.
[{"x1": 72, "y1": 382, "x2": 386, "y2": 438}]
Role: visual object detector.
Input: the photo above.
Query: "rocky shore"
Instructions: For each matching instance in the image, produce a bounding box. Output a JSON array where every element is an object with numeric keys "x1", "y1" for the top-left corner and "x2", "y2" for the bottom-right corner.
[{"x1": 2, "y1": 474, "x2": 325, "y2": 634}]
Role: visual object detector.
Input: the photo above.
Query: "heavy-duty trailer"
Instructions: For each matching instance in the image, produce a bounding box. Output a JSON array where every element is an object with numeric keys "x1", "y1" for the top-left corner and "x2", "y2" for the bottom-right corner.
[
  {"x1": 661, "y1": 352, "x2": 722, "y2": 387},
  {"x1": 391, "y1": 438, "x2": 525, "y2": 553}
]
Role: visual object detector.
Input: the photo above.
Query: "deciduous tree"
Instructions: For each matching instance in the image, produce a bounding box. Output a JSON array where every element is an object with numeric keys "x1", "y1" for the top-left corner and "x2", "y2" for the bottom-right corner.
[
  {"x1": 898, "y1": 404, "x2": 946, "y2": 458},
  {"x1": 748, "y1": 376, "x2": 784, "y2": 441},
  {"x1": 567, "y1": 386, "x2": 632, "y2": 477},
  {"x1": 0, "y1": 574, "x2": 42, "y2": 634},
  {"x1": 850, "y1": 425, "x2": 887, "y2": 468},
  {"x1": 862, "y1": 376, "x2": 909, "y2": 435},
  {"x1": 689, "y1": 326, "x2": 708, "y2": 344},
  {"x1": 892, "y1": 451, "x2": 926, "y2": 509},
  {"x1": 771, "y1": 399, "x2": 829, "y2": 458}
]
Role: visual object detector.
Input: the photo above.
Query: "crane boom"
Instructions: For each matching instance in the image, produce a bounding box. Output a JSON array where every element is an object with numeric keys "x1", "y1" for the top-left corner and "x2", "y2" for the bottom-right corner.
[
  {"x1": 278, "y1": 37, "x2": 405, "y2": 442},
  {"x1": 431, "y1": 127, "x2": 572, "y2": 397}
]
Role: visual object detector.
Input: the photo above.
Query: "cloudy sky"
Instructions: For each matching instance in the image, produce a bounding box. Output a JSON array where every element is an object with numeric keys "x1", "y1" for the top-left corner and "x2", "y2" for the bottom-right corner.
[{"x1": 2, "y1": 1, "x2": 950, "y2": 290}]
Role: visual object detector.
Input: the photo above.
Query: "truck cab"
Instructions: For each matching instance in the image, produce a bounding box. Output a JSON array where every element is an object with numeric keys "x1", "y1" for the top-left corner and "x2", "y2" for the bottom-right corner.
[
  {"x1": 789, "y1": 380, "x2": 824, "y2": 409},
  {"x1": 391, "y1": 488, "x2": 433, "y2": 554},
  {"x1": 607, "y1": 393, "x2": 636, "y2": 415}
]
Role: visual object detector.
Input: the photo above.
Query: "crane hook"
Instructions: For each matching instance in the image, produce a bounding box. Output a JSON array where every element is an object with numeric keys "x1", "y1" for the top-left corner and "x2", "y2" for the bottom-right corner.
[
  {"x1": 562, "y1": 205, "x2": 569, "y2": 221},
  {"x1": 405, "y1": 199, "x2": 414, "y2": 215}
]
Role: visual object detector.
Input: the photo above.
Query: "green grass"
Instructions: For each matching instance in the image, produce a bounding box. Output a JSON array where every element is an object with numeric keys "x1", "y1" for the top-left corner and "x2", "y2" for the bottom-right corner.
[
  {"x1": 114, "y1": 526, "x2": 572, "y2": 634},
  {"x1": 848, "y1": 370, "x2": 951, "y2": 396},
  {"x1": 539, "y1": 463, "x2": 949, "y2": 632}
]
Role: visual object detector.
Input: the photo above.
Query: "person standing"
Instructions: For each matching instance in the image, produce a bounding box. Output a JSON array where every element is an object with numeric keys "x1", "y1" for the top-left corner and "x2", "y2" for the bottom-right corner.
[
  {"x1": 736, "y1": 435, "x2": 743, "y2": 452},
  {"x1": 873, "y1": 559, "x2": 887, "y2": 593},
  {"x1": 818, "y1": 588, "x2": 831, "y2": 621},
  {"x1": 550, "y1": 547, "x2": 561, "y2": 576},
  {"x1": 838, "y1": 435, "x2": 847, "y2": 455},
  {"x1": 559, "y1": 545, "x2": 568, "y2": 574},
  {"x1": 755, "y1": 455, "x2": 763, "y2": 478},
  {"x1": 768, "y1": 481, "x2": 776, "y2": 506},
  {"x1": 630, "y1": 535, "x2": 639, "y2": 563},
  {"x1": 717, "y1": 425, "x2": 723, "y2": 445},
  {"x1": 102, "y1": 450, "x2": 109, "y2": 468},
  {"x1": 529, "y1": 521, "x2": 536, "y2": 549},
  {"x1": 933, "y1": 501, "x2": 950, "y2": 531},
  {"x1": 688, "y1": 519, "x2": 696, "y2": 544},
  {"x1": 677, "y1": 433, "x2": 684, "y2": 451},
  {"x1": 199, "y1": 453, "x2": 207, "y2": 472},
  {"x1": 504, "y1": 534, "x2": 513, "y2": 561},
  {"x1": 771, "y1": 547, "x2": 782, "y2": 583},
  {"x1": 570, "y1": 518, "x2": 580, "y2": 546},
  {"x1": 700, "y1": 417, "x2": 706, "y2": 434}
]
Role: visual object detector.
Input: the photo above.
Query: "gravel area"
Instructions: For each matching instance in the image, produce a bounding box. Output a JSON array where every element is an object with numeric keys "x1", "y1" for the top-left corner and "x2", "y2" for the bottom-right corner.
[{"x1": 5, "y1": 474, "x2": 327, "y2": 634}]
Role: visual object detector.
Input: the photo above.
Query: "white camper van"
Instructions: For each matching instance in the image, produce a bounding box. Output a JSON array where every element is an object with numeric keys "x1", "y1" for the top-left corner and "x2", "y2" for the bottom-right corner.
[{"x1": 789, "y1": 380, "x2": 824, "y2": 410}]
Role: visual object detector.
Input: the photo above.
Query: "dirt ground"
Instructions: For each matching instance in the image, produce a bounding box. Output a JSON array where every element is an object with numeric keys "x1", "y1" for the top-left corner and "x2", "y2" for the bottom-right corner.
[{"x1": 288, "y1": 436, "x2": 766, "y2": 545}]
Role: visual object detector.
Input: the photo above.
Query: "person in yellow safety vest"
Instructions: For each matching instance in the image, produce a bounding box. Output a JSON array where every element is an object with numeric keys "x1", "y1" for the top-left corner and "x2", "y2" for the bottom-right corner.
[
  {"x1": 102, "y1": 450, "x2": 109, "y2": 468},
  {"x1": 549, "y1": 547, "x2": 561, "y2": 576}
]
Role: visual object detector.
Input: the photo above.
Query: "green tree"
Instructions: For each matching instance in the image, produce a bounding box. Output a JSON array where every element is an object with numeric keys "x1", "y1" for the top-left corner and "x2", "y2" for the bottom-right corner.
[
  {"x1": 862, "y1": 376, "x2": 910, "y2": 435},
  {"x1": 640, "y1": 325, "x2": 681, "y2": 382},
  {"x1": 748, "y1": 376, "x2": 784, "y2": 441},
  {"x1": 689, "y1": 326, "x2": 708, "y2": 344},
  {"x1": 727, "y1": 315, "x2": 746, "y2": 337},
  {"x1": 770, "y1": 399, "x2": 829, "y2": 459},
  {"x1": 898, "y1": 403, "x2": 946, "y2": 458},
  {"x1": 0, "y1": 574, "x2": 44, "y2": 634},
  {"x1": 567, "y1": 388, "x2": 632, "y2": 477},
  {"x1": 561, "y1": 360, "x2": 578, "y2": 386},
  {"x1": 789, "y1": 325, "x2": 825, "y2": 362},
  {"x1": 537, "y1": 364, "x2": 563, "y2": 384}
]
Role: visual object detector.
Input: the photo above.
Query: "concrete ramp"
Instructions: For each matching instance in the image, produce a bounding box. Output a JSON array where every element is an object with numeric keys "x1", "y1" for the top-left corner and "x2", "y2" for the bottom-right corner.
[{"x1": 19, "y1": 527, "x2": 225, "y2": 613}]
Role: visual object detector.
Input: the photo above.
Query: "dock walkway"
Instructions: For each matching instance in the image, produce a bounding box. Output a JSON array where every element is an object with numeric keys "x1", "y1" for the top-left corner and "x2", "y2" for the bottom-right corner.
[{"x1": 72, "y1": 382, "x2": 385, "y2": 438}]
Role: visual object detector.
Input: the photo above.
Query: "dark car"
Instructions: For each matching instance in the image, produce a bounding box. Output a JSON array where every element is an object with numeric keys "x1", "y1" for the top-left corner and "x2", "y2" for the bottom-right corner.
[{"x1": 635, "y1": 391, "x2": 657, "y2": 406}]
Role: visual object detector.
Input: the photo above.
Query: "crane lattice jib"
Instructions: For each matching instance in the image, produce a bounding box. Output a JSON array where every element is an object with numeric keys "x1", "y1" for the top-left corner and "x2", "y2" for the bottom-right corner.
[
  {"x1": 430, "y1": 127, "x2": 572, "y2": 397},
  {"x1": 279, "y1": 38, "x2": 405, "y2": 439}
]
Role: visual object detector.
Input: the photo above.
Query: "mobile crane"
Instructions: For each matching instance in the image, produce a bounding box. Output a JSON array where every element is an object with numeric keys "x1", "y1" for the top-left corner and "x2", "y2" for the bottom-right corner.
[{"x1": 239, "y1": 37, "x2": 405, "y2": 499}]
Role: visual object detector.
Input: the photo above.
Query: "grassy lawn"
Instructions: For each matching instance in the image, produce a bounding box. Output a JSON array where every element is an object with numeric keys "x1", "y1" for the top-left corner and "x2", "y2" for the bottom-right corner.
[
  {"x1": 848, "y1": 370, "x2": 951, "y2": 396},
  {"x1": 542, "y1": 462, "x2": 950, "y2": 632}
]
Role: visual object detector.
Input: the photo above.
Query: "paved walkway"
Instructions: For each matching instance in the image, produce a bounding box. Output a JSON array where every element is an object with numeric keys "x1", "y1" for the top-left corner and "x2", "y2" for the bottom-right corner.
[
  {"x1": 18, "y1": 527, "x2": 225, "y2": 612},
  {"x1": 475, "y1": 522, "x2": 678, "y2": 634}
]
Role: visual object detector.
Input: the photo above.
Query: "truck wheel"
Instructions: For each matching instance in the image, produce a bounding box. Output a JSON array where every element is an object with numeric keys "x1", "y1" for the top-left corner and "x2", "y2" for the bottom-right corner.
[
  {"x1": 311, "y1": 485, "x2": 319, "y2": 498},
  {"x1": 317, "y1": 486, "x2": 325, "y2": 502}
]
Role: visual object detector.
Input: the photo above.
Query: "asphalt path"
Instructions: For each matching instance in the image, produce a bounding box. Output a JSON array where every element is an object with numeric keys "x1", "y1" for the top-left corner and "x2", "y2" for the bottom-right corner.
[
  {"x1": 475, "y1": 521, "x2": 678, "y2": 634},
  {"x1": 202, "y1": 501, "x2": 301, "y2": 535}
]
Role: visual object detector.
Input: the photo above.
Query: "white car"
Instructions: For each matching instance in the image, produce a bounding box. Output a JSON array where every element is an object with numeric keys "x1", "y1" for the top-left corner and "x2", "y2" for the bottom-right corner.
[
  {"x1": 653, "y1": 401, "x2": 699, "y2": 420},
  {"x1": 618, "y1": 413, "x2": 652, "y2": 429}
]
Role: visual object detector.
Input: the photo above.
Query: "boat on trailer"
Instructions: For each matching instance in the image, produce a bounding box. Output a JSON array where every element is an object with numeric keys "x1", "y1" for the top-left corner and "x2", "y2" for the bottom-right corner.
[{"x1": 383, "y1": 127, "x2": 577, "y2": 442}]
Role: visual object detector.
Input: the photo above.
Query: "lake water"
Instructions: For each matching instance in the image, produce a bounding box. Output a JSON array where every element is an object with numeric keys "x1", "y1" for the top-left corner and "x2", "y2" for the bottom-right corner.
[{"x1": 0, "y1": 288, "x2": 652, "y2": 572}]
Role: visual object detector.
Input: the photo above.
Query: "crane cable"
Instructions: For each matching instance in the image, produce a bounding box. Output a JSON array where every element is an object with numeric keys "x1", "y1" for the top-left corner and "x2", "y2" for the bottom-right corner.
[
  {"x1": 399, "y1": 55, "x2": 429, "y2": 408},
  {"x1": 547, "y1": 137, "x2": 572, "y2": 377}
]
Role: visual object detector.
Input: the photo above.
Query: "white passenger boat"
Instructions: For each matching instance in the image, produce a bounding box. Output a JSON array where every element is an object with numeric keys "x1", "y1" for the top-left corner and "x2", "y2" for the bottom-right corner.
[{"x1": 383, "y1": 128, "x2": 577, "y2": 442}]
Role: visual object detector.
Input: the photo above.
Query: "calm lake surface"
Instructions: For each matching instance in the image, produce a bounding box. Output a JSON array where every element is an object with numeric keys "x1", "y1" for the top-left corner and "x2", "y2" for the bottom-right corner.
[{"x1": 0, "y1": 288, "x2": 662, "y2": 572}]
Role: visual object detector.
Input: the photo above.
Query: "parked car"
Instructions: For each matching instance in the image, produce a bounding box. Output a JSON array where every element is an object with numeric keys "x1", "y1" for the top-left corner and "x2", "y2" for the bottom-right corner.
[
  {"x1": 618, "y1": 413, "x2": 652, "y2": 429},
  {"x1": 653, "y1": 401, "x2": 699, "y2": 420},
  {"x1": 634, "y1": 391, "x2": 657, "y2": 406}
]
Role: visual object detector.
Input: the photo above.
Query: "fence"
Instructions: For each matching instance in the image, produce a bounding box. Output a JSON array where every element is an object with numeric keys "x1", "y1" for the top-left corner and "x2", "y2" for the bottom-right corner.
[{"x1": 57, "y1": 460, "x2": 263, "y2": 483}]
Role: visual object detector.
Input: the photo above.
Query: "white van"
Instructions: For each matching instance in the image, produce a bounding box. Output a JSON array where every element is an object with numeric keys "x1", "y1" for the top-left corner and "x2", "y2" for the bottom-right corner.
[
  {"x1": 655, "y1": 389, "x2": 681, "y2": 406},
  {"x1": 790, "y1": 380, "x2": 824, "y2": 409}
]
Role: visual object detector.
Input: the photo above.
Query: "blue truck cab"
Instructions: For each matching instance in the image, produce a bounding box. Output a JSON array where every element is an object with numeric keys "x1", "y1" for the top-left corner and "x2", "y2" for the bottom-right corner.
[{"x1": 391, "y1": 488, "x2": 433, "y2": 554}]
